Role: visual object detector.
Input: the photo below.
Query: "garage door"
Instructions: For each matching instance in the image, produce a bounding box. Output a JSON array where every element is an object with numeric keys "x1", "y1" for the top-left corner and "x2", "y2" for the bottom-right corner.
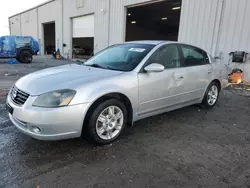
[{"x1": 72, "y1": 14, "x2": 94, "y2": 38}]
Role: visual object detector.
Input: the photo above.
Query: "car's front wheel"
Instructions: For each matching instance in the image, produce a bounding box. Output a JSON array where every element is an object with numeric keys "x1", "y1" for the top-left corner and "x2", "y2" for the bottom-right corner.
[
  {"x1": 201, "y1": 82, "x2": 220, "y2": 108},
  {"x1": 86, "y1": 99, "x2": 127, "y2": 145}
]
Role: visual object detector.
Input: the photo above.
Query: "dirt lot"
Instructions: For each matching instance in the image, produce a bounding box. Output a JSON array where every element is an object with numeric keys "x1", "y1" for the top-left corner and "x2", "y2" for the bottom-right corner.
[{"x1": 0, "y1": 58, "x2": 250, "y2": 188}]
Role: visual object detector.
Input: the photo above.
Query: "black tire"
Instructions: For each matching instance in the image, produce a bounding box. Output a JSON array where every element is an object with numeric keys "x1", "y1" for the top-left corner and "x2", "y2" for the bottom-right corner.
[
  {"x1": 85, "y1": 99, "x2": 127, "y2": 145},
  {"x1": 19, "y1": 50, "x2": 33, "y2": 63},
  {"x1": 201, "y1": 82, "x2": 220, "y2": 109}
]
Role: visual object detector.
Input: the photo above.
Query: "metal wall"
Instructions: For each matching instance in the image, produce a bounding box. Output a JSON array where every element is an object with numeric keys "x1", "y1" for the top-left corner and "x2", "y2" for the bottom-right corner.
[
  {"x1": 62, "y1": 0, "x2": 152, "y2": 55},
  {"x1": 20, "y1": 9, "x2": 38, "y2": 40},
  {"x1": 38, "y1": 0, "x2": 63, "y2": 55},
  {"x1": 217, "y1": 0, "x2": 250, "y2": 56},
  {"x1": 8, "y1": 0, "x2": 250, "y2": 80},
  {"x1": 9, "y1": 15, "x2": 22, "y2": 35},
  {"x1": 62, "y1": 0, "x2": 110, "y2": 55},
  {"x1": 9, "y1": 0, "x2": 174, "y2": 56},
  {"x1": 9, "y1": 0, "x2": 63, "y2": 55},
  {"x1": 178, "y1": 0, "x2": 250, "y2": 82},
  {"x1": 8, "y1": 0, "x2": 165, "y2": 57},
  {"x1": 178, "y1": 0, "x2": 250, "y2": 57},
  {"x1": 178, "y1": 0, "x2": 223, "y2": 56},
  {"x1": 216, "y1": 0, "x2": 250, "y2": 82}
]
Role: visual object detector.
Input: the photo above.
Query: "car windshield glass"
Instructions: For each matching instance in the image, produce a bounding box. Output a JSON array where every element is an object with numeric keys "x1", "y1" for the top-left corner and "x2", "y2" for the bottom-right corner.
[{"x1": 84, "y1": 43, "x2": 155, "y2": 71}]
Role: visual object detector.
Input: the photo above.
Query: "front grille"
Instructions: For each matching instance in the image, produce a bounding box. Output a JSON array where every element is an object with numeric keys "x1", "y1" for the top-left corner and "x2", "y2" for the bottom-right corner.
[{"x1": 10, "y1": 86, "x2": 29, "y2": 106}]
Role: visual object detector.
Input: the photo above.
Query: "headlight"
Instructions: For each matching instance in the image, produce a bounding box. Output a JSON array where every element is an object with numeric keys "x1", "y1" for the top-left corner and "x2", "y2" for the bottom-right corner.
[{"x1": 33, "y1": 89, "x2": 76, "y2": 108}]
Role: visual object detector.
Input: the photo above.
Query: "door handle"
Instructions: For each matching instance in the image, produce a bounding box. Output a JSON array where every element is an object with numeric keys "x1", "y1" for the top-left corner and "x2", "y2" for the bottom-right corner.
[
  {"x1": 176, "y1": 76, "x2": 184, "y2": 81},
  {"x1": 208, "y1": 69, "x2": 212, "y2": 74},
  {"x1": 173, "y1": 72, "x2": 184, "y2": 81}
]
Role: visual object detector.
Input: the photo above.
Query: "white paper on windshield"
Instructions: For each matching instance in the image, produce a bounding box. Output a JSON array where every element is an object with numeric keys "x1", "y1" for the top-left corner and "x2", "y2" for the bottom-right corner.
[{"x1": 129, "y1": 48, "x2": 146, "y2": 52}]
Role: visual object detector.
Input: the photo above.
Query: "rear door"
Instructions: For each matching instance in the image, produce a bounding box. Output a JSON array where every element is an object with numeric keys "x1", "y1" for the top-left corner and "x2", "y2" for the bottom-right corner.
[{"x1": 179, "y1": 44, "x2": 213, "y2": 101}]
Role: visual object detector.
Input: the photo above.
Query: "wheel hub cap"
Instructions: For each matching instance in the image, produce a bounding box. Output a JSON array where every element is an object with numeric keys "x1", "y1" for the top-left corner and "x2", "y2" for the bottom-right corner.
[
  {"x1": 207, "y1": 85, "x2": 218, "y2": 105},
  {"x1": 96, "y1": 106, "x2": 124, "y2": 140}
]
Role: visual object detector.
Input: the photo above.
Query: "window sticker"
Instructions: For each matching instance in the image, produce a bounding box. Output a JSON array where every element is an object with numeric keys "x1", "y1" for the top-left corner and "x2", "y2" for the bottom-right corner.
[{"x1": 129, "y1": 48, "x2": 146, "y2": 52}]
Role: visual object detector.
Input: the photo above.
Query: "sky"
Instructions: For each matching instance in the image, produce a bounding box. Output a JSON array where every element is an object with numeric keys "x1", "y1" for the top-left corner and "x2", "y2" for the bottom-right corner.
[{"x1": 0, "y1": 0, "x2": 47, "y2": 36}]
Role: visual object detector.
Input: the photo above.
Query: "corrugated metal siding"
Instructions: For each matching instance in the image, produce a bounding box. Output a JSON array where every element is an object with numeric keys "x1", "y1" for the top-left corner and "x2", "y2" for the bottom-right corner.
[
  {"x1": 9, "y1": 0, "x2": 250, "y2": 81},
  {"x1": 217, "y1": 0, "x2": 250, "y2": 54},
  {"x1": 216, "y1": 0, "x2": 250, "y2": 82},
  {"x1": 9, "y1": 15, "x2": 22, "y2": 35},
  {"x1": 179, "y1": 0, "x2": 250, "y2": 81},
  {"x1": 20, "y1": 9, "x2": 38, "y2": 40},
  {"x1": 109, "y1": 0, "x2": 126, "y2": 45},
  {"x1": 178, "y1": 0, "x2": 222, "y2": 55},
  {"x1": 124, "y1": 0, "x2": 152, "y2": 6},
  {"x1": 62, "y1": 0, "x2": 110, "y2": 54},
  {"x1": 94, "y1": 0, "x2": 110, "y2": 51},
  {"x1": 179, "y1": 0, "x2": 250, "y2": 56}
]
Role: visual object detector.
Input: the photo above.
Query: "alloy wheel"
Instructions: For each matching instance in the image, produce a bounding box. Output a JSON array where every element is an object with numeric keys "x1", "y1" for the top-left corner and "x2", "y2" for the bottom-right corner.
[
  {"x1": 96, "y1": 106, "x2": 124, "y2": 140},
  {"x1": 207, "y1": 85, "x2": 218, "y2": 106}
]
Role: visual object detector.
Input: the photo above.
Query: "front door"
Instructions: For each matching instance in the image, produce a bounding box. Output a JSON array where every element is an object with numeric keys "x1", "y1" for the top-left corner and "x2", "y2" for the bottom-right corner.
[{"x1": 138, "y1": 44, "x2": 186, "y2": 117}]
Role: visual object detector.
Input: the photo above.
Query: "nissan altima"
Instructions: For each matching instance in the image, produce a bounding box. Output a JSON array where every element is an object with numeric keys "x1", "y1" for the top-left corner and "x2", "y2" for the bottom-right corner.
[{"x1": 6, "y1": 41, "x2": 223, "y2": 145}]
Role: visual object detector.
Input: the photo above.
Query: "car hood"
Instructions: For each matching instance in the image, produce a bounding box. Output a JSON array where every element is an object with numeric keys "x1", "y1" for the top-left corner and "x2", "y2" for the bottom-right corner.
[{"x1": 15, "y1": 64, "x2": 123, "y2": 95}]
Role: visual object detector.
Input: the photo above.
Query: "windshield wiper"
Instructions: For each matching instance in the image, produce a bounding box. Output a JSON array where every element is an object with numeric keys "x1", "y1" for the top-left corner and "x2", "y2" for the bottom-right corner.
[
  {"x1": 106, "y1": 66, "x2": 123, "y2": 71},
  {"x1": 86, "y1": 64, "x2": 107, "y2": 69},
  {"x1": 86, "y1": 64, "x2": 123, "y2": 71}
]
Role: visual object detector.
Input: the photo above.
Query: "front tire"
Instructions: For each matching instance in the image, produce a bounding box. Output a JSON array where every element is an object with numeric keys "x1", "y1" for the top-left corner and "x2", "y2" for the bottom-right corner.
[
  {"x1": 86, "y1": 99, "x2": 127, "y2": 145},
  {"x1": 201, "y1": 82, "x2": 220, "y2": 109}
]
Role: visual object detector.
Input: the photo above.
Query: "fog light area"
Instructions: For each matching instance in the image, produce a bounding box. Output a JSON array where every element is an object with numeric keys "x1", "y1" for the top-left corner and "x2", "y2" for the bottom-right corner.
[{"x1": 31, "y1": 126, "x2": 41, "y2": 133}]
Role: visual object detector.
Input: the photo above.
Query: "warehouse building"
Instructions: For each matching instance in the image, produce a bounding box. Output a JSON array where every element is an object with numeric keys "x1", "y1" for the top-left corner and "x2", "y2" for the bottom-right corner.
[{"x1": 9, "y1": 0, "x2": 250, "y2": 81}]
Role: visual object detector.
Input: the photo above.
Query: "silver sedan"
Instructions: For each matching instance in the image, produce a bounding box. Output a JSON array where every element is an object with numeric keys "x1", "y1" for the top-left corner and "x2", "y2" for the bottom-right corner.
[{"x1": 6, "y1": 41, "x2": 224, "y2": 145}]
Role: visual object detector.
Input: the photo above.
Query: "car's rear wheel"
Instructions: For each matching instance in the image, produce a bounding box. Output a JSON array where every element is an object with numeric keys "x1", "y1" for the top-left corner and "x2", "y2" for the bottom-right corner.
[
  {"x1": 86, "y1": 99, "x2": 127, "y2": 145},
  {"x1": 19, "y1": 50, "x2": 33, "y2": 63},
  {"x1": 201, "y1": 82, "x2": 220, "y2": 108}
]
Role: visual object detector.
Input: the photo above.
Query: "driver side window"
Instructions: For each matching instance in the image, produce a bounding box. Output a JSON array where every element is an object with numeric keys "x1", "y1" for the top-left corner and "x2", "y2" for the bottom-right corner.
[{"x1": 148, "y1": 44, "x2": 181, "y2": 69}]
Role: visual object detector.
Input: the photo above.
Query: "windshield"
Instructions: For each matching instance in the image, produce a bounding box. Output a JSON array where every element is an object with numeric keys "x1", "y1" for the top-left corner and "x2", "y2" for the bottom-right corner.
[{"x1": 84, "y1": 43, "x2": 155, "y2": 71}]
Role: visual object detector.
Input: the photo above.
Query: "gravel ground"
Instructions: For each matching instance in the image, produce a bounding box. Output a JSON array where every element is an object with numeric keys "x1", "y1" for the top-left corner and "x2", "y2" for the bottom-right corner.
[
  {"x1": 0, "y1": 56, "x2": 71, "y2": 91},
  {"x1": 0, "y1": 59, "x2": 250, "y2": 188}
]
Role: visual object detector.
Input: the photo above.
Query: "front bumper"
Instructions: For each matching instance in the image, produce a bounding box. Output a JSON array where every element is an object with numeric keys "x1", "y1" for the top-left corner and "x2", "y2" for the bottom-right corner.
[{"x1": 6, "y1": 94, "x2": 91, "y2": 140}]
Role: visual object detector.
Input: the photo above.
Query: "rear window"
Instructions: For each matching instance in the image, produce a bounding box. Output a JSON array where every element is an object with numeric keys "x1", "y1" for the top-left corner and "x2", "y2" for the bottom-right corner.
[{"x1": 181, "y1": 45, "x2": 209, "y2": 66}]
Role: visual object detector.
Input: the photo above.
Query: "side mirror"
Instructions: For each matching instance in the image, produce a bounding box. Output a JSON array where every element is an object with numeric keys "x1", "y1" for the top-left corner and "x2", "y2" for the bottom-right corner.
[{"x1": 144, "y1": 63, "x2": 165, "y2": 73}]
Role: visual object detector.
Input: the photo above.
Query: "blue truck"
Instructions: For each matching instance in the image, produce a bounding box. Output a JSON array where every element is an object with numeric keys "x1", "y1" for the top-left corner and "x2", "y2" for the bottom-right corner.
[{"x1": 0, "y1": 35, "x2": 40, "y2": 63}]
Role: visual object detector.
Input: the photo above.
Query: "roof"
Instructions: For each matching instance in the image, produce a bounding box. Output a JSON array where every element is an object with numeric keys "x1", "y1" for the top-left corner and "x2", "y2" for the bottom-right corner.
[
  {"x1": 123, "y1": 41, "x2": 209, "y2": 53},
  {"x1": 125, "y1": 40, "x2": 166, "y2": 45},
  {"x1": 9, "y1": 0, "x2": 55, "y2": 19}
]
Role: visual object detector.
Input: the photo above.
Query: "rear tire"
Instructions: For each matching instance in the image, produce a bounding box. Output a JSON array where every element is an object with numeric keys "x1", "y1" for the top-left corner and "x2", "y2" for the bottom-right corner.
[
  {"x1": 201, "y1": 82, "x2": 220, "y2": 109},
  {"x1": 85, "y1": 99, "x2": 127, "y2": 145},
  {"x1": 18, "y1": 50, "x2": 33, "y2": 63}
]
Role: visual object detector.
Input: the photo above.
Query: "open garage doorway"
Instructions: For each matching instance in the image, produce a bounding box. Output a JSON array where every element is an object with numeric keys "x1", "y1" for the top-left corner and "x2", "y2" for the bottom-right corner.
[
  {"x1": 72, "y1": 15, "x2": 94, "y2": 59},
  {"x1": 126, "y1": 0, "x2": 182, "y2": 41},
  {"x1": 43, "y1": 22, "x2": 55, "y2": 55}
]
